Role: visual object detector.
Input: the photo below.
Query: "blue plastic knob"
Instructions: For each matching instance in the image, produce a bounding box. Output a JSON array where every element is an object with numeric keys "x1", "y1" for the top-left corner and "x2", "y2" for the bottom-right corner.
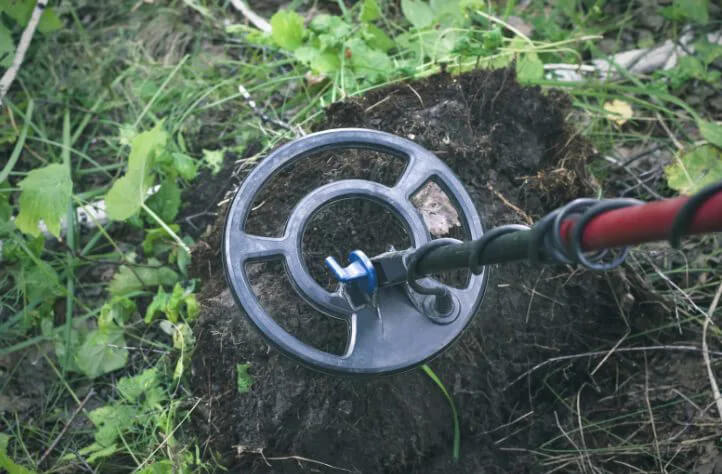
[{"x1": 324, "y1": 250, "x2": 378, "y2": 296}]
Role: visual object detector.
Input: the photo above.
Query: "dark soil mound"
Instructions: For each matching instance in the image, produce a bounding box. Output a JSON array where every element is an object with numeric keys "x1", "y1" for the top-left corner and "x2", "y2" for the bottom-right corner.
[{"x1": 189, "y1": 68, "x2": 632, "y2": 472}]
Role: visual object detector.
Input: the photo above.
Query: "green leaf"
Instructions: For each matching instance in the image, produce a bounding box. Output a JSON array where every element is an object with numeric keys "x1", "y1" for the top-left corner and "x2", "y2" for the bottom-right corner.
[
  {"x1": 270, "y1": 10, "x2": 305, "y2": 51},
  {"x1": 17, "y1": 260, "x2": 62, "y2": 305},
  {"x1": 36, "y1": 7, "x2": 62, "y2": 33},
  {"x1": 117, "y1": 368, "x2": 164, "y2": 404},
  {"x1": 106, "y1": 122, "x2": 167, "y2": 221},
  {"x1": 0, "y1": 434, "x2": 35, "y2": 474},
  {"x1": 108, "y1": 260, "x2": 179, "y2": 296},
  {"x1": 347, "y1": 38, "x2": 392, "y2": 82},
  {"x1": 362, "y1": 24, "x2": 394, "y2": 53},
  {"x1": 145, "y1": 286, "x2": 170, "y2": 324},
  {"x1": 0, "y1": 22, "x2": 15, "y2": 68},
  {"x1": 236, "y1": 363, "x2": 253, "y2": 394},
  {"x1": 665, "y1": 145, "x2": 722, "y2": 194},
  {"x1": 171, "y1": 153, "x2": 198, "y2": 181},
  {"x1": 694, "y1": 39, "x2": 722, "y2": 65},
  {"x1": 138, "y1": 461, "x2": 173, "y2": 474},
  {"x1": 142, "y1": 225, "x2": 180, "y2": 256},
  {"x1": 202, "y1": 149, "x2": 224, "y2": 174},
  {"x1": 401, "y1": 0, "x2": 434, "y2": 29},
  {"x1": 98, "y1": 297, "x2": 136, "y2": 329},
  {"x1": 171, "y1": 322, "x2": 193, "y2": 350},
  {"x1": 146, "y1": 178, "x2": 181, "y2": 223},
  {"x1": 516, "y1": 52, "x2": 544, "y2": 84},
  {"x1": 15, "y1": 163, "x2": 72, "y2": 238},
  {"x1": 312, "y1": 49, "x2": 341, "y2": 74},
  {"x1": 88, "y1": 405, "x2": 137, "y2": 447},
  {"x1": 144, "y1": 282, "x2": 197, "y2": 324},
  {"x1": 698, "y1": 120, "x2": 722, "y2": 148},
  {"x1": 75, "y1": 325, "x2": 128, "y2": 379},
  {"x1": 2, "y1": 0, "x2": 62, "y2": 32},
  {"x1": 673, "y1": 0, "x2": 708, "y2": 24},
  {"x1": 360, "y1": 0, "x2": 381, "y2": 22}
]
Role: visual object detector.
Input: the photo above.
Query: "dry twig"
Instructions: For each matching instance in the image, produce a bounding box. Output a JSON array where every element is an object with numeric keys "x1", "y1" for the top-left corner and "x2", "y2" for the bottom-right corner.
[
  {"x1": 0, "y1": 0, "x2": 48, "y2": 105},
  {"x1": 38, "y1": 390, "x2": 95, "y2": 466},
  {"x1": 229, "y1": 0, "x2": 271, "y2": 33},
  {"x1": 702, "y1": 280, "x2": 722, "y2": 424}
]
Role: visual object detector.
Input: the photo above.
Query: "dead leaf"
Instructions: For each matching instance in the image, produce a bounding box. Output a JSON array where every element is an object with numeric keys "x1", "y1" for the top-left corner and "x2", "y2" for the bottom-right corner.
[
  {"x1": 604, "y1": 99, "x2": 633, "y2": 126},
  {"x1": 411, "y1": 181, "x2": 460, "y2": 237}
]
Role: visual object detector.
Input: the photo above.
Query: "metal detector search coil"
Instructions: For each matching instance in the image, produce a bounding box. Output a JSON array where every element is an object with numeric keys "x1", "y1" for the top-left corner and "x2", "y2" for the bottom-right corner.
[{"x1": 222, "y1": 129, "x2": 489, "y2": 375}]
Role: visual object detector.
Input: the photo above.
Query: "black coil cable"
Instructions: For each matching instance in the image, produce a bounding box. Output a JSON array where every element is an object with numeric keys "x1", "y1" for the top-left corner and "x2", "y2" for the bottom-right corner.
[{"x1": 406, "y1": 180, "x2": 722, "y2": 290}]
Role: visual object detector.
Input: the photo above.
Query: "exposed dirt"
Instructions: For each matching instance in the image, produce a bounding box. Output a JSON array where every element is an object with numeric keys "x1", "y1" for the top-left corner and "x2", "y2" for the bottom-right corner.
[{"x1": 188, "y1": 69, "x2": 712, "y2": 472}]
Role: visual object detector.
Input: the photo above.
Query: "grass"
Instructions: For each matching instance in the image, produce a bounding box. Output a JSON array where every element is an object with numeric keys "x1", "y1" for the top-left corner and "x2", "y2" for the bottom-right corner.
[{"x1": 1, "y1": 0, "x2": 721, "y2": 472}]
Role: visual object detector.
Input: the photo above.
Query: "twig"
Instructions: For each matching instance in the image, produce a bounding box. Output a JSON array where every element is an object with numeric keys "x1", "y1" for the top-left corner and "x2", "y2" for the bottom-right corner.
[
  {"x1": 644, "y1": 352, "x2": 666, "y2": 474},
  {"x1": 505, "y1": 345, "x2": 722, "y2": 389},
  {"x1": 38, "y1": 390, "x2": 95, "y2": 466},
  {"x1": 229, "y1": 0, "x2": 271, "y2": 33},
  {"x1": 487, "y1": 183, "x2": 533, "y2": 225},
  {"x1": 655, "y1": 112, "x2": 684, "y2": 151},
  {"x1": 265, "y1": 455, "x2": 353, "y2": 472},
  {"x1": 702, "y1": 280, "x2": 722, "y2": 424},
  {"x1": 237, "y1": 85, "x2": 304, "y2": 136},
  {"x1": 0, "y1": 0, "x2": 48, "y2": 105}
]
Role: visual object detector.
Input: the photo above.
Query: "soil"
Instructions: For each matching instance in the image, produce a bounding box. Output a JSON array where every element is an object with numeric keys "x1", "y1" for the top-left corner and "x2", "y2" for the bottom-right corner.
[{"x1": 187, "y1": 68, "x2": 712, "y2": 472}]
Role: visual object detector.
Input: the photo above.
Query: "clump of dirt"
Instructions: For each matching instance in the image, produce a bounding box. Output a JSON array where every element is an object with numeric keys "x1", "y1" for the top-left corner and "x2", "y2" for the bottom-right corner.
[{"x1": 187, "y1": 68, "x2": 665, "y2": 472}]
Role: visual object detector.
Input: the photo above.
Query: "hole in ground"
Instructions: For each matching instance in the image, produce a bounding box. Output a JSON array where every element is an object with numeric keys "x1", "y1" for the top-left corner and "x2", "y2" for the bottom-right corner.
[
  {"x1": 245, "y1": 150, "x2": 407, "y2": 237},
  {"x1": 245, "y1": 259, "x2": 348, "y2": 356},
  {"x1": 302, "y1": 198, "x2": 412, "y2": 291}
]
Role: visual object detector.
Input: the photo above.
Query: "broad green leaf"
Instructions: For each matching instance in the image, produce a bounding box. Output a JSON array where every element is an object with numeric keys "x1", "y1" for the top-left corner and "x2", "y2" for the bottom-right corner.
[
  {"x1": 75, "y1": 325, "x2": 128, "y2": 379},
  {"x1": 401, "y1": 0, "x2": 434, "y2": 29},
  {"x1": 98, "y1": 297, "x2": 136, "y2": 329},
  {"x1": 698, "y1": 120, "x2": 722, "y2": 148},
  {"x1": 0, "y1": 434, "x2": 35, "y2": 474},
  {"x1": 17, "y1": 260, "x2": 62, "y2": 304},
  {"x1": 108, "y1": 260, "x2": 179, "y2": 296},
  {"x1": 106, "y1": 122, "x2": 167, "y2": 221},
  {"x1": 0, "y1": 22, "x2": 14, "y2": 68},
  {"x1": 15, "y1": 163, "x2": 72, "y2": 238},
  {"x1": 172, "y1": 152, "x2": 198, "y2": 181},
  {"x1": 145, "y1": 287, "x2": 170, "y2": 324},
  {"x1": 2, "y1": 0, "x2": 62, "y2": 33},
  {"x1": 311, "y1": 49, "x2": 341, "y2": 74},
  {"x1": 142, "y1": 225, "x2": 180, "y2": 256},
  {"x1": 665, "y1": 145, "x2": 722, "y2": 194},
  {"x1": 167, "y1": 282, "x2": 198, "y2": 323},
  {"x1": 138, "y1": 461, "x2": 173, "y2": 474},
  {"x1": 117, "y1": 368, "x2": 164, "y2": 404},
  {"x1": 362, "y1": 24, "x2": 395, "y2": 52},
  {"x1": 146, "y1": 177, "x2": 181, "y2": 223},
  {"x1": 360, "y1": 0, "x2": 381, "y2": 22},
  {"x1": 236, "y1": 363, "x2": 253, "y2": 394},
  {"x1": 674, "y1": 0, "x2": 708, "y2": 24},
  {"x1": 270, "y1": 10, "x2": 305, "y2": 51},
  {"x1": 311, "y1": 14, "x2": 351, "y2": 46},
  {"x1": 202, "y1": 149, "x2": 224, "y2": 174},
  {"x1": 37, "y1": 7, "x2": 62, "y2": 33},
  {"x1": 694, "y1": 39, "x2": 722, "y2": 65},
  {"x1": 145, "y1": 283, "x2": 198, "y2": 324},
  {"x1": 88, "y1": 405, "x2": 137, "y2": 447},
  {"x1": 347, "y1": 38, "x2": 392, "y2": 82},
  {"x1": 516, "y1": 52, "x2": 544, "y2": 84}
]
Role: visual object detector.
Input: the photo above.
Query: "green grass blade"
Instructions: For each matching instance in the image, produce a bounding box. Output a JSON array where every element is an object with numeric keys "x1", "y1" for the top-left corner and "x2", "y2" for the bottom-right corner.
[{"x1": 421, "y1": 364, "x2": 460, "y2": 461}]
